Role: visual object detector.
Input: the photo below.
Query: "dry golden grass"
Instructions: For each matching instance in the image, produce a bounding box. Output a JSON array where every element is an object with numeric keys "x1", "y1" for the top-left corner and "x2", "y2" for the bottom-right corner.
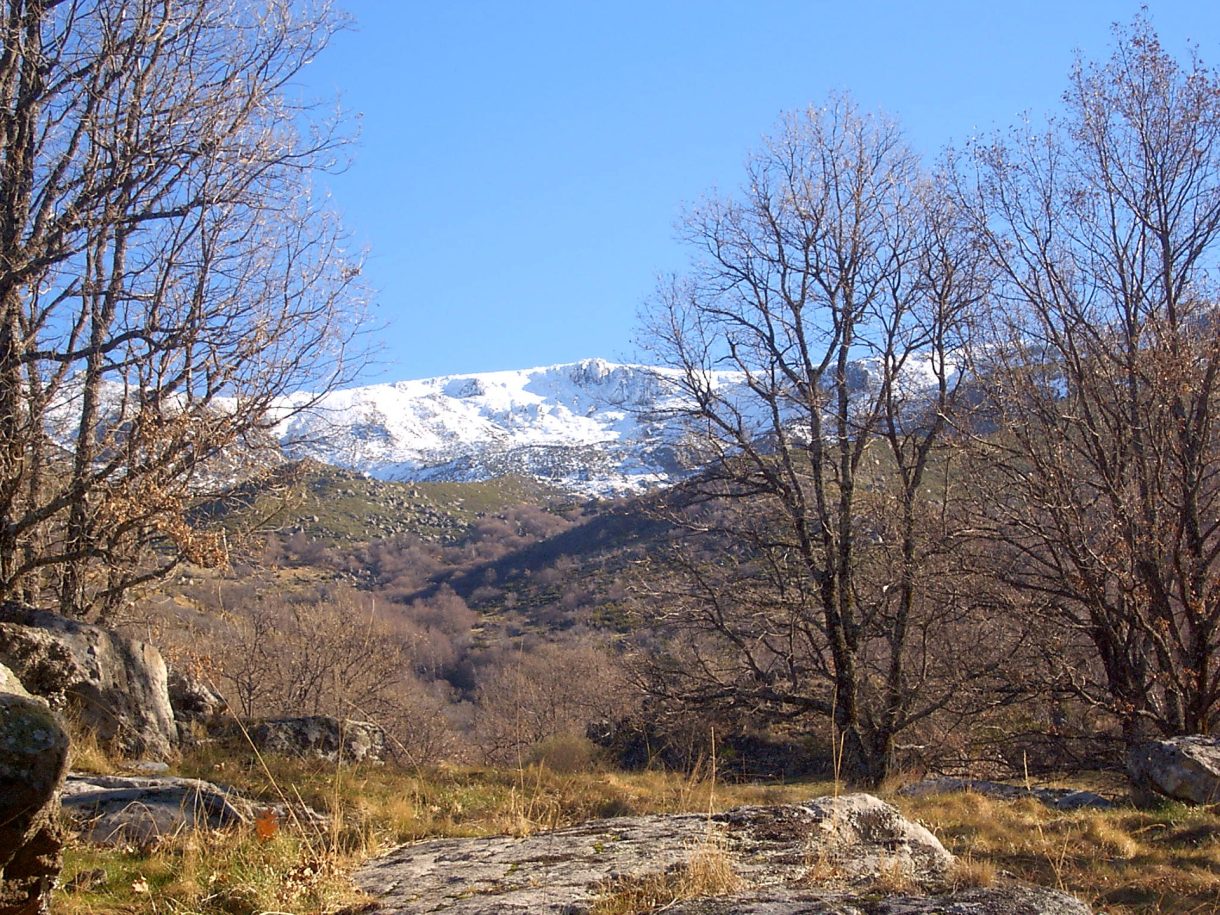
[
  {"x1": 871, "y1": 854, "x2": 921, "y2": 895},
  {"x1": 588, "y1": 835, "x2": 743, "y2": 915},
  {"x1": 802, "y1": 843, "x2": 843, "y2": 887},
  {"x1": 56, "y1": 747, "x2": 820, "y2": 914},
  {"x1": 55, "y1": 748, "x2": 1220, "y2": 915},
  {"x1": 61, "y1": 714, "x2": 119, "y2": 776},
  {"x1": 893, "y1": 788, "x2": 1220, "y2": 914},
  {"x1": 949, "y1": 853, "x2": 998, "y2": 889}
]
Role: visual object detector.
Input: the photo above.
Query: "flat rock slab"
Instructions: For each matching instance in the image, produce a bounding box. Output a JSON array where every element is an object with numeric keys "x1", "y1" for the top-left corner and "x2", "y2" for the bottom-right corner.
[
  {"x1": 715, "y1": 794, "x2": 952, "y2": 885},
  {"x1": 357, "y1": 794, "x2": 1088, "y2": 915},
  {"x1": 358, "y1": 812, "x2": 712, "y2": 914},
  {"x1": 666, "y1": 885, "x2": 1093, "y2": 914},
  {"x1": 898, "y1": 778, "x2": 1113, "y2": 811},
  {"x1": 61, "y1": 773, "x2": 252, "y2": 845}
]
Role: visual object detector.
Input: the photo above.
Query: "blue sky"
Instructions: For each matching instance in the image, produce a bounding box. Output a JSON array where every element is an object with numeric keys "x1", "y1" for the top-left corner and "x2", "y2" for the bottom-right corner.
[{"x1": 303, "y1": 2, "x2": 1219, "y2": 384}]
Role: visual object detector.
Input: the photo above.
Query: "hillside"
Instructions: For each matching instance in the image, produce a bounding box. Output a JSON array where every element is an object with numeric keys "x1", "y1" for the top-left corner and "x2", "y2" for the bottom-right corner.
[
  {"x1": 183, "y1": 458, "x2": 671, "y2": 638},
  {"x1": 192, "y1": 459, "x2": 570, "y2": 545}
]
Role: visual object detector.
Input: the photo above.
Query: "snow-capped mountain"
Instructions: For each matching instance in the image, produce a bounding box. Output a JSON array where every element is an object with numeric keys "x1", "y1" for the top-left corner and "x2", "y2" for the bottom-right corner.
[
  {"x1": 272, "y1": 359, "x2": 723, "y2": 498},
  {"x1": 34, "y1": 354, "x2": 957, "y2": 500},
  {"x1": 273, "y1": 354, "x2": 958, "y2": 498}
]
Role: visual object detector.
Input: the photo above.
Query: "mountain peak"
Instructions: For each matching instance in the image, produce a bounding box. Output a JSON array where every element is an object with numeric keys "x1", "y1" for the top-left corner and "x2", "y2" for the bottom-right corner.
[
  {"x1": 275, "y1": 360, "x2": 699, "y2": 497},
  {"x1": 273, "y1": 353, "x2": 948, "y2": 497}
]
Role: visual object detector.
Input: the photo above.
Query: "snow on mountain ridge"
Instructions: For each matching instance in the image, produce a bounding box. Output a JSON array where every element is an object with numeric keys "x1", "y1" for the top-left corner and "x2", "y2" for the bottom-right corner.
[
  {"x1": 274, "y1": 359, "x2": 719, "y2": 497},
  {"x1": 274, "y1": 355, "x2": 954, "y2": 498},
  {"x1": 36, "y1": 356, "x2": 953, "y2": 498}
]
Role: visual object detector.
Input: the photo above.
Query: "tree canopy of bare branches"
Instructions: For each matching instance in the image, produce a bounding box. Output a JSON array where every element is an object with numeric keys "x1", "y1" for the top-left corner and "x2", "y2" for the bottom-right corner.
[
  {"x1": 0, "y1": 0, "x2": 365, "y2": 619},
  {"x1": 638, "y1": 98, "x2": 1020, "y2": 785},
  {"x1": 962, "y1": 18, "x2": 1220, "y2": 743}
]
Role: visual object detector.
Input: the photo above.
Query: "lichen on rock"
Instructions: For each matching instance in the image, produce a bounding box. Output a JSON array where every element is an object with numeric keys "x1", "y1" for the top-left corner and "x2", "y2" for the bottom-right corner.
[
  {"x1": 0, "y1": 668, "x2": 70, "y2": 915},
  {"x1": 354, "y1": 793, "x2": 1091, "y2": 914}
]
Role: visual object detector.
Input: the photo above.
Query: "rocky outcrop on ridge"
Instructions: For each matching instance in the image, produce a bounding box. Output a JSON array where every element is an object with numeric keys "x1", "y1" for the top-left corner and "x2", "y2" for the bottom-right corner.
[{"x1": 356, "y1": 793, "x2": 1091, "y2": 914}]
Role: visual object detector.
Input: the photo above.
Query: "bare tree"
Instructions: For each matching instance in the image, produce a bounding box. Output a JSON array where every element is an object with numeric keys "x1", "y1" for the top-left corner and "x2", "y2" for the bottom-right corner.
[
  {"x1": 960, "y1": 18, "x2": 1220, "y2": 744},
  {"x1": 0, "y1": 0, "x2": 364, "y2": 619},
  {"x1": 220, "y1": 587, "x2": 401, "y2": 721},
  {"x1": 637, "y1": 98, "x2": 1020, "y2": 785},
  {"x1": 473, "y1": 639, "x2": 631, "y2": 766}
]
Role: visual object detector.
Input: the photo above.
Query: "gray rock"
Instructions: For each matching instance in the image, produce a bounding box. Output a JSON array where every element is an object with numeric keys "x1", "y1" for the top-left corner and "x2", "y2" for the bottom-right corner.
[
  {"x1": 167, "y1": 666, "x2": 226, "y2": 726},
  {"x1": 359, "y1": 812, "x2": 715, "y2": 914},
  {"x1": 241, "y1": 715, "x2": 385, "y2": 763},
  {"x1": 0, "y1": 663, "x2": 38, "y2": 704},
  {"x1": 166, "y1": 666, "x2": 227, "y2": 744},
  {"x1": 899, "y1": 778, "x2": 1114, "y2": 811},
  {"x1": 0, "y1": 674, "x2": 70, "y2": 914},
  {"x1": 717, "y1": 793, "x2": 954, "y2": 886},
  {"x1": 666, "y1": 885, "x2": 1092, "y2": 914},
  {"x1": 60, "y1": 773, "x2": 253, "y2": 846},
  {"x1": 0, "y1": 604, "x2": 176, "y2": 759},
  {"x1": 1128, "y1": 736, "x2": 1220, "y2": 806},
  {"x1": 128, "y1": 760, "x2": 171, "y2": 775},
  {"x1": 355, "y1": 794, "x2": 969, "y2": 914}
]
